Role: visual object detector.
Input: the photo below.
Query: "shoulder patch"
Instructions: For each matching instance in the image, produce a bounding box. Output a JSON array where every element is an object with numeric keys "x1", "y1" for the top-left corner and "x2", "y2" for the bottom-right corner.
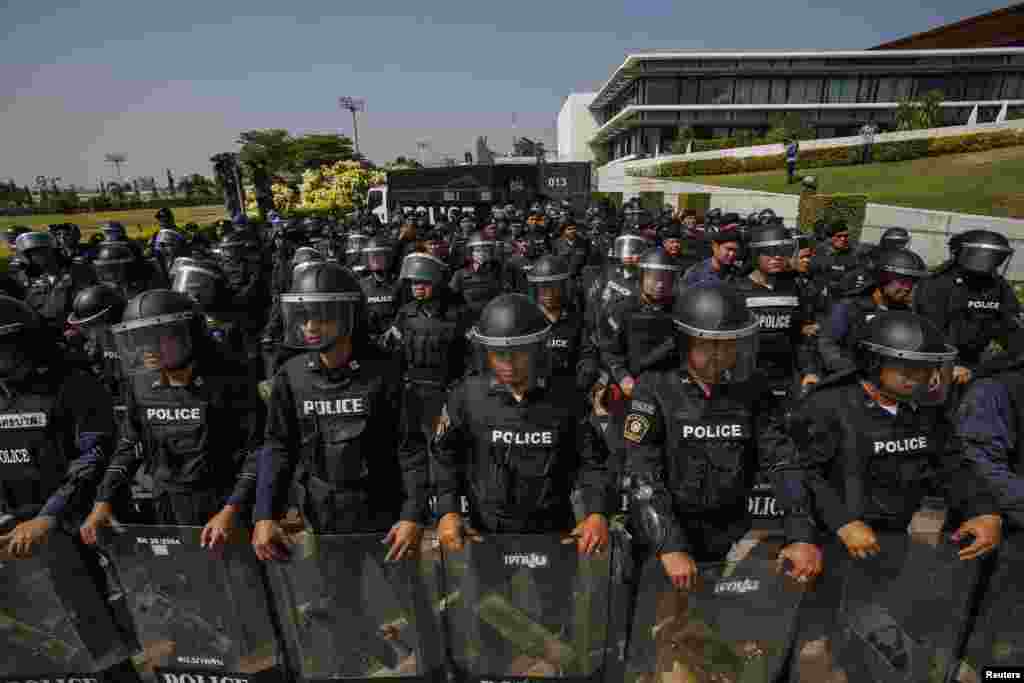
[{"x1": 623, "y1": 413, "x2": 651, "y2": 443}]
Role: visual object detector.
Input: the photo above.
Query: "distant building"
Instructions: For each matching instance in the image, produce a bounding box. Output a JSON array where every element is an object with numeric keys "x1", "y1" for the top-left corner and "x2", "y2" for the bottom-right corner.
[
  {"x1": 557, "y1": 93, "x2": 599, "y2": 163},
  {"x1": 564, "y1": 5, "x2": 1024, "y2": 163}
]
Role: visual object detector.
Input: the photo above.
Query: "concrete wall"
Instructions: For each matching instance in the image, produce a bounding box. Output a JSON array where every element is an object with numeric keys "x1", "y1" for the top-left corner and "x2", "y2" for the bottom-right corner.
[{"x1": 557, "y1": 93, "x2": 599, "y2": 163}]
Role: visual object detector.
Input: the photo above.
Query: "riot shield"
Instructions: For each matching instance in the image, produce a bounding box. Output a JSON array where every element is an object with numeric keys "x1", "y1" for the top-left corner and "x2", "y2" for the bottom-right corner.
[
  {"x1": 441, "y1": 533, "x2": 613, "y2": 681},
  {"x1": 266, "y1": 532, "x2": 443, "y2": 681},
  {"x1": 625, "y1": 556, "x2": 805, "y2": 683},
  {"x1": 832, "y1": 532, "x2": 980, "y2": 683},
  {"x1": 959, "y1": 535, "x2": 1024, "y2": 677},
  {"x1": 0, "y1": 530, "x2": 134, "y2": 680},
  {"x1": 101, "y1": 524, "x2": 285, "y2": 682}
]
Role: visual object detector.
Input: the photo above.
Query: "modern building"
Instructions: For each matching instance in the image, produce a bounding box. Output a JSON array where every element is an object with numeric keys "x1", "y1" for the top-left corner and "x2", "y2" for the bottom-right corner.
[
  {"x1": 557, "y1": 92, "x2": 599, "y2": 162},
  {"x1": 563, "y1": 4, "x2": 1024, "y2": 162}
]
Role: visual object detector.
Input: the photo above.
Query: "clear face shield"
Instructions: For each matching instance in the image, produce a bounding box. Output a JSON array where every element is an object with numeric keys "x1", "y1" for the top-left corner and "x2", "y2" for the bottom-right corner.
[
  {"x1": 613, "y1": 236, "x2": 650, "y2": 268},
  {"x1": 280, "y1": 292, "x2": 360, "y2": 352},
  {"x1": 171, "y1": 264, "x2": 223, "y2": 309},
  {"x1": 752, "y1": 238, "x2": 797, "y2": 275},
  {"x1": 865, "y1": 343, "x2": 957, "y2": 407},
  {"x1": 958, "y1": 242, "x2": 1015, "y2": 277},
  {"x1": 473, "y1": 328, "x2": 553, "y2": 392},
  {"x1": 528, "y1": 275, "x2": 572, "y2": 312},
  {"x1": 469, "y1": 241, "x2": 497, "y2": 268},
  {"x1": 112, "y1": 313, "x2": 196, "y2": 374},
  {"x1": 640, "y1": 268, "x2": 679, "y2": 304},
  {"x1": 676, "y1": 317, "x2": 760, "y2": 386},
  {"x1": 68, "y1": 306, "x2": 116, "y2": 364},
  {"x1": 363, "y1": 246, "x2": 392, "y2": 273}
]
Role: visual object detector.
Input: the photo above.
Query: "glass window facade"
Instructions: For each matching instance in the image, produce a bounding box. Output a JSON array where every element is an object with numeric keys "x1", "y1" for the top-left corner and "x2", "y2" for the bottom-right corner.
[
  {"x1": 699, "y1": 78, "x2": 733, "y2": 105},
  {"x1": 680, "y1": 78, "x2": 699, "y2": 104},
  {"x1": 788, "y1": 78, "x2": 823, "y2": 104},
  {"x1": 877, "y1": 76, "x2": 912, "y2": 102},
  {"x1": 645, "y1": 79, "x2": 678, "y2": 105},
  {"x1": 825, "y1": 77, "x2": 858, "y2": 103}
]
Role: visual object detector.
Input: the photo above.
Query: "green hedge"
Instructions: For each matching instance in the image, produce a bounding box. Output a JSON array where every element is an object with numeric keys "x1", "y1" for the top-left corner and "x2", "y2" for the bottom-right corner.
[
  {"x1": 633, "y1": 128, "x2": 1024, "y2": 180},
  {"x1": 590, "y1": 192, "x2": 623, "y2": 210},
  {"x1": 639, "y1": 192, "x2": 665, "y2": 213},
  {"x1": 676, "y1": 193, "x2": 711, "y2": 219},
  {"x1": 798, "y1": 193, "x2": 868, "y2": 243}
]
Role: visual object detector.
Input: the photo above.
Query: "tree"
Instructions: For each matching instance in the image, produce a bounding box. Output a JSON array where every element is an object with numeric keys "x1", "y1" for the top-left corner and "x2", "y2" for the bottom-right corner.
[
  {"x1": 104, "y1": 153, "x2": 126, "y2": 180},
  {"x1": 237, "y1": 129, "x2": 294, "y2": 179},
  {"x1": 290, "y1": 133, "x2": 355, "y2": 172},
  {"x1": 763, "y1": 112, "x2": 815, "y2": 143},
  {"x1": 166, "y1": 169, "x2": 176, "y2": 197},
  {"x1": 895, "y1": 89, "x2": 944, "y2": 131}
]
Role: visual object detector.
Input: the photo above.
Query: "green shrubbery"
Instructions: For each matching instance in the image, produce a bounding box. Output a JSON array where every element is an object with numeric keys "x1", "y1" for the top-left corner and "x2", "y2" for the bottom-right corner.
[
  {"x1": 633, "y1": 129, "x2": 1024, "y2": 180},
  {"x1": 797, "y1": 193, "x2": 868, "y2": 243}
]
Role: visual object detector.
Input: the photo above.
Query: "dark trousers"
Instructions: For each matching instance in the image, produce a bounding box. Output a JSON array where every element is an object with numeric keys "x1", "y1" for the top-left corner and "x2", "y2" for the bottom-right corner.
[{"x1": 787, "y1": 161, "x2": 797, "y2": 183}]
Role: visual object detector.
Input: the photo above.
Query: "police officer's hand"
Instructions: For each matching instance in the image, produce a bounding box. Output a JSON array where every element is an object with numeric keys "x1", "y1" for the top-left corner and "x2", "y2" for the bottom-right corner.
[
  {"x1": 80, "y1": 502, "x2": 115, "y2": 546},
  {"x1": 801, "y1": 322, "x2": 820, "y2": 337},
  {"x1": 660, "y1": 551, "x2": 698, "y2": 590},
  {"x1": 384, "y1": 521, "x2": 422, "y2": 562},
  {"x1": 801, "y1": 374, "x2": 820, "y2": 388},
  {"x1": 568, "y1": 514, "x2": 609, "y2": 556},
  {"x1": 620, "y1": 376, "x2": 636, "y2": 398},
  {"x1": 252, "y1": 520, "x2": 290, "y2": 562},
  {"x1": 953, "y1": 514, "x2": 1002, "y2": 560},
  {"x1": 837, "y1": 520, "x2": 880, "y2": 559},
  {"x1": 437, "y1": 512, "x2": 482, "y2": 553},
  {"x1": 201, "y1": 505, "x2": 238, "y2": 552},
  {"x1": 953, "y1": 366, "x2": 973, "y2": 385},
  {"x1": 591, "y1": 383, "x2": 609, "y2": 417},
  {"x1": 777, "y1": 542, "x2": 823, "y2": 583},
  {"x1": 1, "y1": 517, "x2": 55, "y2": 559}
]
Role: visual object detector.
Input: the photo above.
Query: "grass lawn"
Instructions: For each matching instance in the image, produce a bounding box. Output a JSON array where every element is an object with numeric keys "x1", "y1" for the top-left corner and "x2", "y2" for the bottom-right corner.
[
  {"x1": 0, "y1": 205, "x2": 227, "y2": 243},
  {"x1": 671, "y1": 146, "x2": 1024, "y2": 218}
]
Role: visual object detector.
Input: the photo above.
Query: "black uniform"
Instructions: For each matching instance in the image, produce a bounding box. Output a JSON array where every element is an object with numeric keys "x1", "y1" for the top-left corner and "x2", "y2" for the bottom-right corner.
[
  {"x1": 810, "y1": 242, "x2": 859, "y2": 291},
  {"x1": 360, "y1": 273, "x2": 401, "y2": 340},
  {"x1": 449, "y1": 262, "x2": 503, "y2": 321}
]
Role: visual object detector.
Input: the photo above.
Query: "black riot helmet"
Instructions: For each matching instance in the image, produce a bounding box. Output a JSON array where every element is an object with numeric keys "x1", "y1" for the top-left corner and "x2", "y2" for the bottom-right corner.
[
  {"x1": 705, "y1": 208, "x2": 723, "y2": 226},
  {"x1": 281, "y1": 262, "x2": 363, "y2": 352},
  {"x1": 472, "y1": 293, "x2": 552, "y2": 391},
  {"x1": 345, "y1": 233, "x2": 370, "y2": 262},
  {"x1": 16, "y1": 231, "x2": 59, "y2": 275},
  {"x1": 5, "y1": 225, "x2": 30, "y2": 248},
  {"x1": 217, "y1": 230, "x2": 260, "y2": 282},
  {"x1": 612, "y1": 233, "x2": 651, "y2": 265},
  {"x1": 100, "y1": 222, "x2": 127, "y2": 242},
  {"x1": 154, "y1": 229, "x2": 187, "y2": 261},
  {"x1": 527, "y1": 254, "x2": 572, "y2": 312},
  {"x1": 362, "y1": 236, "x2": 393, "y2": 274},
  {"x1": 955, "y1": 229, "x2": 1014, "y2": 276},
  {"x1": 467, "y1": 231, "x2": 497, "y2": 268},
  {"x1": 0, "y1": 295, "x2": 48, "y2": 380},
  {"x1": 639, "y1": 249, "x2": 682, "y2": 304},
  {"x1": 93, "y1": 241, "x2": 137, "y2": 285},
  {"x1": 171, "y1": 258, "x2": 226, "y2": 309},
  {"x1": 748, "y1": 224, "x2": 797, "y2": 269},
  {"x1": 673, "y1": 284, "x2": 760, "y2": 385},
  {"x1": 112, "y1": 290, "x2": 204, "y2": 374},
  {"x1": 879, "y1": 227, "x2": 910, "y2": 250},
  {"x1": 49, "y1": 223, "x2": 81, "y2": 250},
  {"x1": 757, "y1": 208, "x2": 778, "y2": 225},
  {"x1": 68, "y1": 284, "x2": 126, "y2": 364},
  {"x1": 857, "y1": 310, "x2": 957, "y2": 406},
  {"x1": 291, "y1": 247, "x2": 325, "y2": 285},
  {"x1": 873, "y1": 247, "x2": 928, "y2": 280},
  {"x1": 399, "y1": 252, "x2": 447, "y2": 286}
]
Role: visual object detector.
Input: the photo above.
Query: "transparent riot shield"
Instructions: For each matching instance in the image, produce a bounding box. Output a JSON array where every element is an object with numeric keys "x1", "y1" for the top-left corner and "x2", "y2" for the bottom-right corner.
[
  {"x1": 625, "y1": 556, "x2": 805, "y2": 683},
  {"x1": 832, "y1": 532, "x2": 980, "y2": 683},
  {"x1": 956, "y1": 535, "x2": 1024, "y2": 678},
  {"x1": 101, "y1": 524, "x2": 285, "y2": 682},
  {"x1": 0, "y1": 530, "x2": 134, "y2": 679},
  {"x1": 266, "y1": 532, "x2": 444, "y2": 681},
  {"x1": 441, "y1": 533, "x2": 613, "y2": 681}
]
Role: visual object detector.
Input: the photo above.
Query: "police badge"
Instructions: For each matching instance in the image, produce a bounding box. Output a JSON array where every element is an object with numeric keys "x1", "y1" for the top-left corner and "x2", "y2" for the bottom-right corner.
[{"x1": 623, "y1": 413, "x2": 650, "y2": 443}]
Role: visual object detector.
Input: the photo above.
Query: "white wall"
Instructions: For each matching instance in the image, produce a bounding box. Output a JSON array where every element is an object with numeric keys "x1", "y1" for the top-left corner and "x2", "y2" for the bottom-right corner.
[{"x1": 557, "y1": 93, "x2": 599, "y2": 163}]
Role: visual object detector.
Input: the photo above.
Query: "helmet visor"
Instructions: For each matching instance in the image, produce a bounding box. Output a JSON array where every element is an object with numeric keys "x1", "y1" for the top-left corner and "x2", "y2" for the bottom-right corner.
[
  {"x1": 958, "y1": 243, "x2": 1014, "y2": 276},
  {"x1": 172, "y1": 264, "x2": 222, "y2": 308},
  {"x1": 864, "y1": 342, "x2": 957, "y2": 406},
  {"x1": 473, "y1": 332, "x2": 552, "y2": 391},
  {"x1": 363, "y1": 247, "x2": 392, "y2": 273},
  {"x1": 676, "y1": 316, "x2": 760, "y2": 385},
  {"x1": 112, "y1": 314, "x2": 195, "y2": 374},
  {"x1": 280, "y1": 292, "x2": 359, "y2": 351},
  {"x1": 613, "y1": 236, "x2": 649, "y2": 261},
  {"x1": 529, "y1": 278, "x2": 572, "y2": 311}
]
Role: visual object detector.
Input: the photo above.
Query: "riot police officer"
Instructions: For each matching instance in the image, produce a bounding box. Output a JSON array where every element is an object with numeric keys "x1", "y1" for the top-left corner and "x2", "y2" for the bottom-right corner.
[
  {"x1": 432, "y1": 293, "x2": 610, "y2": 550},
  {"x1": 80, "y1": 290, "x2": 265, "y2": 541},
  {"x1": 249, "y1": 260, "x2": 426, "y2": 562},
  {"x1": 151, "y1": 228, "x2": 189, "y2": 283},
  {"x1": 810, "y1": 219, "x2": 860, "y2": 291},
  {"x1": 170, "y1": 258, "x2": 248, "y2": 363},
  {"x1": 359, "y1": 236, "x2": 401, "y2": 341},
  {"x1": 777, "y1": 311, "x2": 1002, "y2": 571},
  {"x1": 589, "y1": 233, "x2": 650, "y2": 336},
  {"x1": 16, "y1": 230, "x2": 94, "y2": 334},
  {"x1": 216, "y1": 229, "x2": 271, "y2": 376},
  {"x1": 819, "y1": 247, "x2": 929, "y2": 375},
  {"x1": 66, "y1": 284, "x2": 129, "y2": 406},
  {"x1": 551, "y1": 215, "x2": 591, "y2": 282},
  {"x1": 527, "y1": 255, "x2": 598, "y2": 391},
  {"x1": 598, "y1": 249, "x2": 681, "y2": 401},
  {"x1": 0, "y1": 296, "x2": 116, "y2": 558},
  {"x1": 449, "y1": 231, "x2": 504, "y2": 322},
  {"x1": 622, "y1": 284, "x2": 821, "y2": 589},
  {"x1": 92, "y1": 240, "x2": 168, "y2": 298},
  {"x1": 915, "y1": 230, "x2": 1020, "y2": 384}
]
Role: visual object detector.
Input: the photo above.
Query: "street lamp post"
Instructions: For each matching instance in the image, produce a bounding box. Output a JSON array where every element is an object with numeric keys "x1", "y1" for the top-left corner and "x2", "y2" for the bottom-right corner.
[{"x1": 338, "y1": 96, "x2": 366, "y2": 158}]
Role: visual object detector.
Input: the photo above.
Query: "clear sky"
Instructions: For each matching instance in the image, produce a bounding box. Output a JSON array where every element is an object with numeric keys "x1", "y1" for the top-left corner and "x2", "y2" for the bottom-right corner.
[{"x1": 0, "y1": 0, "x2": 1012, "y2": 187}]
